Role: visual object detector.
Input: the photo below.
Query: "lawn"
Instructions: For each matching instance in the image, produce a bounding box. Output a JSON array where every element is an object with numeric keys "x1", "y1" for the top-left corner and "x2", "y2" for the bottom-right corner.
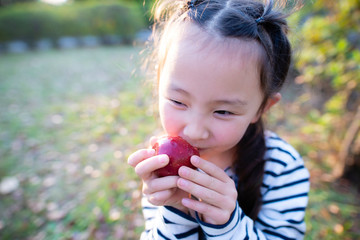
[
  {"x1": 0, "y1": 46, "x2": 359, "y2": 239},
  {"x1": 0, "y1": 46, "x2": 157, "y2": 239}
]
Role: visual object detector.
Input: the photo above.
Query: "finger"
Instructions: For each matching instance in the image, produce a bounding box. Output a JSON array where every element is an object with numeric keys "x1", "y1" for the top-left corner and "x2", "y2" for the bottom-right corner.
[
  {"x1": 127, "y1": 149, "x2": 155, "y2": 167},
  {"x1": 190, "y1": 156, "x2": 231, "y2": 183},
  {"x1": 148, "y1": 188, "x2": 177, "y2": 206},
  {"x1": 181, "y1": 198, "x2": 230, "y2": 225},
  {"x1": 143, "y1": 175, "x2": 179, "y2": 195},
  {"x1": 177, "y1": 178, "x2": 222, "y2": 206},
  {"x1": 181, "y1": 197, "x2": 216, "y2": 215},
  {"x1": 149, "y1": 136, "x2": 159, "y2": 147},
  {"x1": 178, "y1": 166, "x2": 225, "y2": 193},
  {"x1": 149, "y1": 134, "x2": 167, "y2": 147},
  {"x1": 135, "y1": 154, "x2": 169, "y2": 179}
]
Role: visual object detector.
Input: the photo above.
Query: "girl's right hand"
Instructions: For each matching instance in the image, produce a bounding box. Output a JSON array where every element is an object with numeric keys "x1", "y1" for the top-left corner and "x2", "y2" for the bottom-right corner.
[{"x1": 127, "y1": 138, "x2": 190, "y2": 212}]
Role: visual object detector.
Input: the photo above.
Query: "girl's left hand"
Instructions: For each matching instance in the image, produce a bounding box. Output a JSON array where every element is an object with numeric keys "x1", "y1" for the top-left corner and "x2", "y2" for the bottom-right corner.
[{"x1": 177, "y1": 155, "x2": 238, "y2": 225}]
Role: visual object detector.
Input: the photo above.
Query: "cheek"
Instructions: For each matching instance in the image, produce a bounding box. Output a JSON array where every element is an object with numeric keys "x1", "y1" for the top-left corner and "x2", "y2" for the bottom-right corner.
[
  {"x1": 159, "y1": 101, "x2": 182, "y2": 135},
  {"x1": 214, "y1": 121, "x2": 250, "y2": 147}
]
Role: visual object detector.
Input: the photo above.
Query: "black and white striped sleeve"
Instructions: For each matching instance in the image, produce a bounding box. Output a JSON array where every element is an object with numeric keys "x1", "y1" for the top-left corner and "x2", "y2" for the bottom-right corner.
[
  {"x1": 256, "y1": 132, "x2": 310, "y2": 239},
  {"x1": 195, "y1": 132, "x2": 310, "y2": 239},
  {"x1": 141, "y1": 196, "x2": 200, "y2": 240}
]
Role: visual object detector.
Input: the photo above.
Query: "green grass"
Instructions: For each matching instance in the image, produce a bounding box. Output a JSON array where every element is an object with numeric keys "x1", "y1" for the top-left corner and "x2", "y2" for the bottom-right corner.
[
  {"x1": 0, "y1": 47, "x2": 359, "y2": 239},
  {"x1": 0, "y1": 47, "x2": 156, "y2": 239}
]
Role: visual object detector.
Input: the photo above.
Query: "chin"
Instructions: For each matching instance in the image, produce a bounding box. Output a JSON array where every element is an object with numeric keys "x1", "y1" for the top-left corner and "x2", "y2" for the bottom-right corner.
[{"x1": 197, "y1": 149, "x2": 211, "y2": 159}]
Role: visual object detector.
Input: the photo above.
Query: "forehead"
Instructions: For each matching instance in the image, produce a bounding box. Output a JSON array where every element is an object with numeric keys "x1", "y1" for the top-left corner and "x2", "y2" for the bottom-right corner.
[
  {"x1": 158, "y1": 22, "x2": 263, "y2": 81},
  {"x1": 159, "y1": 23, "x2": 264, "y2": 104}
]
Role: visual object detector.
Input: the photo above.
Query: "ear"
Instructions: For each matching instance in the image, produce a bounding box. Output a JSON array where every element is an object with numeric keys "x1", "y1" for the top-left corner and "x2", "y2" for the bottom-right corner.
[
  {"x1": 251, "y1": 92, "x2": 282, "y2": 123},
  {"x1": 263, "y1": 92, "x2": 281, "y2": 113}
]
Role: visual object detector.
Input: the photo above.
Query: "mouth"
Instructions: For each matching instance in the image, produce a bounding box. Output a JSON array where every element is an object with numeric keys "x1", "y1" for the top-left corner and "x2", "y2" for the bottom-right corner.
[{"x1": 195, "y1": 147, "x2": 206, "y2": 153}]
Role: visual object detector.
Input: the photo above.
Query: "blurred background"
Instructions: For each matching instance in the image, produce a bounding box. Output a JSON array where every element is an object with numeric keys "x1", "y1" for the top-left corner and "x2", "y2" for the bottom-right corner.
[{"x1": 0, "y1": 0, "x2": 359, "y2": 239}]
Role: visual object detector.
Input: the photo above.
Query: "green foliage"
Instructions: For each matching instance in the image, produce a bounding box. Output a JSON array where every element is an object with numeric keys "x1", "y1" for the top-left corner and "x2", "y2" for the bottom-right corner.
[
  {"x1": 0, "y1": 1, "x2": 146, "y2": 42},
  {"x1": 305, "y1": 183, "x2": 360, "y2": 239},
  {"x1": 292, "y1": 0, "x2": 360, "y2": 162}
]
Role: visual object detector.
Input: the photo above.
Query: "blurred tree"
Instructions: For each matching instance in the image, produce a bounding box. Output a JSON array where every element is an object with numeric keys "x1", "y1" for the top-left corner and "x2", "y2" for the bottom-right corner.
[
  {"x1": 0, "y1": 1, "x2": 145, "y2": 42},
  {"x1": 71, "y1": 0, "x2": 155, "y2": 24},
  {"x1": 0, "y1": 0, "x2": 35, "y2": 7},
  {"x1": 123, "y1": 0, "x2": 156, "y2": 23},
  {"x1": 294, "y1": 0, "x2": 360, "y2": 182}
]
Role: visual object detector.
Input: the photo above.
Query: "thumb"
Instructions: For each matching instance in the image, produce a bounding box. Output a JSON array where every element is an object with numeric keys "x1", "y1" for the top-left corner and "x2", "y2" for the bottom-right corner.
[{"x1": 149, "y1": 136, "x2": 159, "y2": 148}]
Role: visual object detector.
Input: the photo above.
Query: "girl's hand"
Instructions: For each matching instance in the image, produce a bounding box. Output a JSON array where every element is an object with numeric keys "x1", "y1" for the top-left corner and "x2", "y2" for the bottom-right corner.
[
  {"x1": 177, "y1": 156, "x2": 238, "y2": 225},
  {"x1": 127, "y1": 138, "x2": 190, "y2": 212}
]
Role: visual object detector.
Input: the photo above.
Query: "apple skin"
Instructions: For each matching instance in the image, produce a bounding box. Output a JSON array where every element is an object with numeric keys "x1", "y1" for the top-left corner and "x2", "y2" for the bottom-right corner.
[{"x1": 153, "y1": 136, "x2": 199, "y2": 177}]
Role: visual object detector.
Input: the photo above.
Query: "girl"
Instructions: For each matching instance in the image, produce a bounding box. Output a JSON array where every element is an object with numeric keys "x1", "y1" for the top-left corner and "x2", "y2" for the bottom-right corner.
[{"x1": 128, "y1": 0, "x2": 310, "y2": 239}]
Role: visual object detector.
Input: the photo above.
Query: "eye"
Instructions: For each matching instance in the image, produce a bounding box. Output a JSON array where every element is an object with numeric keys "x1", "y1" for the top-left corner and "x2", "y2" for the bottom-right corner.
[
  {"x1": 214, "y1": 110, "x2": 234, "y2": 116},
  {"x1": 170, "y1": 99, "x2": 187, "y2": 107}
]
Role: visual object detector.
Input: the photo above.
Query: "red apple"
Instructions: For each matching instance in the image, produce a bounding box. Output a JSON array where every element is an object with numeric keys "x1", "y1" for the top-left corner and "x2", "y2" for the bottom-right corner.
[{"x1": 153, "y1": 136, "x2": 199, "y2": 177}]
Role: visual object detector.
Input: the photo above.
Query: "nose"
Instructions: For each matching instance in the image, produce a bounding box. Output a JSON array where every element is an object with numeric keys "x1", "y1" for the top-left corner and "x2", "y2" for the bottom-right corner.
[{"x1": 183, "y1": 116, "x2": 209, "y2": 141}]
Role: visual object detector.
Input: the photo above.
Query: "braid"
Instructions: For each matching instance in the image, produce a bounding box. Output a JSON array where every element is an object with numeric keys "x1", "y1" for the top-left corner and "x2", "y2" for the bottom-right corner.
[{"x1": 234, "y1": 120, "x2": 266, "y2": 220}]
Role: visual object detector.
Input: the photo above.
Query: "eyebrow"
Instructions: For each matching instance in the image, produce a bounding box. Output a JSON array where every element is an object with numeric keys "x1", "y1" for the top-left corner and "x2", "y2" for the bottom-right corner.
[
  {"x1": 213, "y1": 99, "x2": 248, "y2": 106},
  {"x1": 170, "y1": 84, "x2": 248, "y2": 107},
  {"x1": 170, "y1": 85, "x2": 191, "y2": 96}
]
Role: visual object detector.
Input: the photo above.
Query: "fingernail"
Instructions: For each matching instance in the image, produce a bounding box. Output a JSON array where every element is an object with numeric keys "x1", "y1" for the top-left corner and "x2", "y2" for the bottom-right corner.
[
  {"x1": 182, "y1": 198, "x2": 191, "y2": 206},
  {"x1": 191, "y1": 155, "x2": 200, "y2": 165},
  {"x1": 178, "y1": 178, "x2": 189, "y2": 187},
  {"x1": 159, "y1": 155, "x2": 168, "y2": 164},
  {"x1": 149, "y1": 195, "x2": 156, "y2": 202},
  {"x1": 179, "y1": 167, "x2": 189, "y2": 176}
]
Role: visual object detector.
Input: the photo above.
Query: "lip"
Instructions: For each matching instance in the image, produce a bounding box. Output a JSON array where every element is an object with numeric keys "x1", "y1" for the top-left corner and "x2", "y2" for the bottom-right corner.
[
  {"x1": 195, "y1": 147, "x2": 206, "y2": 152},
  {"x1": 180, "y1": 137, "x2": 207, "y2": 153}
]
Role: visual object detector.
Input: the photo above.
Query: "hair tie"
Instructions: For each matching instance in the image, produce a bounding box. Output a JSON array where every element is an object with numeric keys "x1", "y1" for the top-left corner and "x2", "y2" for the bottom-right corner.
[
  {"x1": 187, "y1": 0, "x2": 196, "y2": 9},
  {"x1": 256, "y1": 16, "x2": 265, "y2": 24}
]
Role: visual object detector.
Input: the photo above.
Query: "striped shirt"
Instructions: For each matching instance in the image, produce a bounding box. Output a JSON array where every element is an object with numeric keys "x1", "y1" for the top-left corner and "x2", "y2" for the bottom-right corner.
[{"x1": 141, "y1": 131, "x2": 310, "y2": 239}]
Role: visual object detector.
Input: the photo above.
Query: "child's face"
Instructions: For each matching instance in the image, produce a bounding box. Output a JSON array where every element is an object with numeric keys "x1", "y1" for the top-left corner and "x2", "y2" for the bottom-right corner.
[{"x1": 158, "y1": 29, "x2": 264, "y2": 168}]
